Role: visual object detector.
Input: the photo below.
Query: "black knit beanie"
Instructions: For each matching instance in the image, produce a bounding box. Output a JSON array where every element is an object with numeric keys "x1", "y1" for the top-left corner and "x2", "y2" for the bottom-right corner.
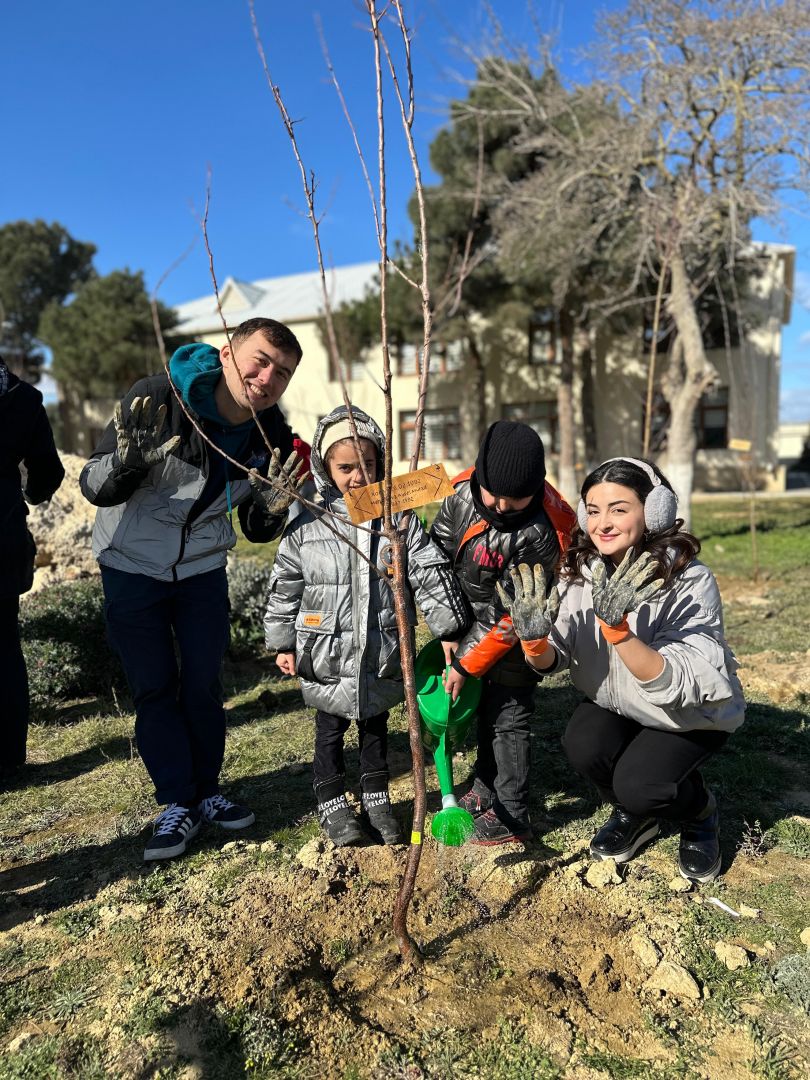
[{"x1": 475, "y1": 421, "x2": 546, "y2": 498}]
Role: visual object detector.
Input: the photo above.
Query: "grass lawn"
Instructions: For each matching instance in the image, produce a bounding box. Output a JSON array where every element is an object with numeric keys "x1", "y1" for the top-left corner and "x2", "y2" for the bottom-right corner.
[{"x1": 1, "y1": 497, "x2": 808, "y2": 1079}]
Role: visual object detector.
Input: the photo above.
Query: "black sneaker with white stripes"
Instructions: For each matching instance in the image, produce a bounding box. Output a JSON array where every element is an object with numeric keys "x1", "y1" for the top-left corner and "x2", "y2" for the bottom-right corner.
[
  {"x1": 144, "y1": 804, "x2": 201, "y2": 862},
  {"x1": 198, "y1": 794, "x2": 256, "y2": 830}
]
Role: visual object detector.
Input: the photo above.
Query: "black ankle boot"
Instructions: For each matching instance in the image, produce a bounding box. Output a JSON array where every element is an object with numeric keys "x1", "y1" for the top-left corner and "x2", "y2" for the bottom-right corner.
[
  {"x1": 590, "y1": 807, "x2": 659, "y2": 863},
  {"x1": 360, "y1": 771, "x2": 402, "y2": 845},
  {"x1": 679, "y1": 791, "x2": 721, "y2": 883},
  {"x1": 314, "y1": 775, "x2": 364, "y2": 846}
]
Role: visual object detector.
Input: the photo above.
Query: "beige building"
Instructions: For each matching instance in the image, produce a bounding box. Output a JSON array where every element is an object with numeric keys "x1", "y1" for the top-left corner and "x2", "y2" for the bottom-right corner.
[{"x1": 173, "y1": 245, "x2": 794, "y2": 492}]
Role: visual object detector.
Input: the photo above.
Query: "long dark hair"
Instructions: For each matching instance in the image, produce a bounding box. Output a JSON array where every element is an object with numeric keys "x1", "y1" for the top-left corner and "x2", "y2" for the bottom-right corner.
[{"x1": 561, "y1": 457, "x2": 700, "y2": 587}]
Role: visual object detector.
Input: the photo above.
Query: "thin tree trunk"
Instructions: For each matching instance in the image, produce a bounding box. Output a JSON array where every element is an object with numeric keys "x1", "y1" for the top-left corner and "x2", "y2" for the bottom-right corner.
[
  {"x1": 557, "y1": 310, "x2": 577, "y2": 505},
  {"x1": 578, "y1": 325, "x2": 597, "y2": 476},
  {"x1": 467, "y1": 332, "x2": 487, "y2": 444},
  {"x1": 661, "y1": 249, "x2": 718, "y2": 530}
]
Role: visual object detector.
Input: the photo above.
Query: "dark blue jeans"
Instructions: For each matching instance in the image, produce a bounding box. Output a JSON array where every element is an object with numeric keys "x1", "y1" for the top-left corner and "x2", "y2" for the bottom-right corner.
[
  {"x1": 1, "y1": 596, "x2": 28, "y2": 772},
  {"x1": 101, "y1": 566, "x2": 230, "y2": 807},
  {"x1": 472, "y1": 680, "x2": 536, "y2": 830}
]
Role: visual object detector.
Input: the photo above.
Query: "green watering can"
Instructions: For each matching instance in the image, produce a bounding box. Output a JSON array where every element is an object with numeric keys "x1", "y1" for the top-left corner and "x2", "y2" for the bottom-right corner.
[{"x1": 414, "y1": 639, "x2": 482, "y2": 847}]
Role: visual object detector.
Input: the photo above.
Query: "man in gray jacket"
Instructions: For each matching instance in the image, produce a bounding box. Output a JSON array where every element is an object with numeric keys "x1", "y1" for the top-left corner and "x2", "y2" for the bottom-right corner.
[{"x1": 81, "y1": 318, "x2": 305, "y2": 861}]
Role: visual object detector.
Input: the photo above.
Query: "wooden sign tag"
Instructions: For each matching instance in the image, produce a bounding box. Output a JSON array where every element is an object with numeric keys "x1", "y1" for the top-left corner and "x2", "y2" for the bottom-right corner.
[{"x1": 344, "y1": 462, "x2": 455, "y2": 525}]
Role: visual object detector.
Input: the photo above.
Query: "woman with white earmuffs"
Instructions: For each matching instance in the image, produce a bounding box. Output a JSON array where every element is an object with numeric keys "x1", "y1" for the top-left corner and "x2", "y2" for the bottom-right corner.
[{"x1": 495, "y1": 456, "x2": 745, "y2": 882}]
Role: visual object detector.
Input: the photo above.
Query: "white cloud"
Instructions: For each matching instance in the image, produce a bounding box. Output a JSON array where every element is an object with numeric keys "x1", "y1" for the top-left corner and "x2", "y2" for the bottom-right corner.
[
  {"x1": 795, "y1": 270, "x2": 810, "y2": 311},
  {"x1": 780, "y1": 386, "x2": 810, "y2": 423}
]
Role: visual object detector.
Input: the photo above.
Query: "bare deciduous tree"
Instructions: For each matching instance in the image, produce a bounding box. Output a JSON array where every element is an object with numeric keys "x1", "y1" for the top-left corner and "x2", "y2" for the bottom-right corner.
[{"x1": 484, "y1": 0, "x2": 810, "y2": 521}]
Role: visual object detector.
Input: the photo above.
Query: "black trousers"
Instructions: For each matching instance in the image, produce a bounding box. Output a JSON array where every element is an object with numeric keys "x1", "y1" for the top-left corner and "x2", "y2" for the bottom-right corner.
[
  {"x1": 0, "y1": 596, "x2": 28, "y2": 772},
  {"x1": 313, "y1": 710, "x2": 388, "y2": 784},
  {"x1": 471, "y1": 679, "x2": 536, "y2": 830},
  {"x1": 102, "y1": 565, "x2": 230, "y2": 807},
  {"x1": 562, "y1": 701, "x2": 728, "y2": 822}
]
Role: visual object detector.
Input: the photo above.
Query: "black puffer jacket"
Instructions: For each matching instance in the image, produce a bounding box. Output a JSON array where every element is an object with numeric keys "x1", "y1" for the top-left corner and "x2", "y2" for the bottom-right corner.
[
  {"x1": 430, "y1": 468, "x2": 572, "y2": 686},
  {"x1": 0, "y1": 370, "x2": 65, "y2": 598}
]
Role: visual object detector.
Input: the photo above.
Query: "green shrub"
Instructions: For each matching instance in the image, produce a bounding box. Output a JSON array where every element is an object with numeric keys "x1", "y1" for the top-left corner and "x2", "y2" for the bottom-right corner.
[
  {"x1": 19, "y1": 578, "x2": 124, "y2": 718},
  {"x1": 227, "y1": 556, "x2": 273, "y2": 654}
]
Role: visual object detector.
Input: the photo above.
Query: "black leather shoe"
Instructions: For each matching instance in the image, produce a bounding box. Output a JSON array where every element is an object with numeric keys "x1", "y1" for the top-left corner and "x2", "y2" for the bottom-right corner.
[
  {"x1": 589, "y1": 808, "x2": 659, "y2": 863},
  {"x1": 679, "y1": 806, "x2": 721, "y2": 883}
]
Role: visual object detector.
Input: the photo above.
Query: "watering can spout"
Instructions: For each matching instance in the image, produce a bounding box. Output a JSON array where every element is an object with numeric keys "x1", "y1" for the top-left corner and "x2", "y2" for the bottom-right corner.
[{"x1": 414, "y1": 639, "x2": 481, "y2": 848}]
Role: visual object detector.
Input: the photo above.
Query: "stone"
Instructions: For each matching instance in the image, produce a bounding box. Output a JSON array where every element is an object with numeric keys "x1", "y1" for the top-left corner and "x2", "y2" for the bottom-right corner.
[
  {"x1": 585, "y1": 859, "x2": 622, "y2": 888},
  {"x1": 645, "y1": 960, "x2": 702, "y2": 1001},
  {"x1": 26, "y1": 453, "x2": 99, "y2": 590},
  {"x1": 7, "y1": 1032, "x2": 37, "y2": 1054},
  {"x1": 630, "y1": 933, "x2": 662, "y2": 969},
  {"x1": 739, "y1": 904, "x2": 761, "y2": 919},
  {"x1": 260, "y1": 840, "x2": 281, "y2": 854},
  {"x1": 799, "y1": 928, "x2": 810, "y2": 949},
  {"x1": 714, "y1": 942, "x2": 750, "y2": 970},
  {"x1": 221, "y1": 841, "x2": 241, "y2": 853},
  {"x1": 296, "y1": 837, "x2": 336, "y2": 872},
  {"x1": 669, "y1": 876, "x2": 692, "y2": 893}
]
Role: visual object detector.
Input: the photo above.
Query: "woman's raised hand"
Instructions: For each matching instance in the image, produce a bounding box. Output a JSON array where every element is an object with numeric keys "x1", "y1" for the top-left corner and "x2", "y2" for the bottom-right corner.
[{"x1": 591, "y1": 550, "x2": 664, "y2": 627}]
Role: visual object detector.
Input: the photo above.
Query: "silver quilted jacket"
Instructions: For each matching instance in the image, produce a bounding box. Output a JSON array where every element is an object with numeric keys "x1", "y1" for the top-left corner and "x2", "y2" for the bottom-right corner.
[
  {"x1": 264, "y1": 406, "x2": 469, "y2": 719},
  {"x1": 548, "y1": 558, "x2": 745, "y2": 733}
]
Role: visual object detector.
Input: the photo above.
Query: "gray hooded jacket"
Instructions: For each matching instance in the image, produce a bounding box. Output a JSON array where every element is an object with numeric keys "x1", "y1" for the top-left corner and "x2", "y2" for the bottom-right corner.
[
  {"x1": 264, "y1": 406, "x2": 469, "y2": 720},
  {"x1": 547, "y1": 558, "x2": 745, "y2": 734}
]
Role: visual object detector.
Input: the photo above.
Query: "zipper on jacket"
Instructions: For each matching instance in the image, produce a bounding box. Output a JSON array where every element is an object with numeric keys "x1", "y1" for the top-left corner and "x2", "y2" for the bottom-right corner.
[{"x1": 172, "y1": 522, "x2": 193, "y2": 582}]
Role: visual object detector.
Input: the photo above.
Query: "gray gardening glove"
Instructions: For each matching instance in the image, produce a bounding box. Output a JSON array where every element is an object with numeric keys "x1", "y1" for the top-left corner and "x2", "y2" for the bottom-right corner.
[
  {"x1": 114, "y1": 396, "x2": 181, "y2": 470},
  {"x1": 249, "y1": 451, "x2": 307, "y2": 517},
  {"x1": 496, "y1": 562, "x2": 560, "y2": 642},
  {"x1": 590, "y1": 549, "x2": 664, "y2": 627}
]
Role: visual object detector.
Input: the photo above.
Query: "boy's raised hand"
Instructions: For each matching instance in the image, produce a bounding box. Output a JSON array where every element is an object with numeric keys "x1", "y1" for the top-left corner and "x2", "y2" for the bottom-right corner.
[
  {"x1": 495, "y1": 563, "x2": 560, "y2": 642},
  {"x1": 249, "y1": 451, "x2": 307, "y2": 517},
  {"x1": 114, "y1": 396, "x2": 181, "y2": 470},
  {"x1": 590, "y1": 549, "x2": 664, "y2": 627}
]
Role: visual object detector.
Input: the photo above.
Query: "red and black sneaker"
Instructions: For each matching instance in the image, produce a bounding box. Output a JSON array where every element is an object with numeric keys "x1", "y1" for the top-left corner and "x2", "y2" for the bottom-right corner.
[
  {"x1": 469, "y1": 808, "x2": 531, "y2": 847},
  {"x1": 458, "y1": 788, "x2": 493, "y2": 817}
]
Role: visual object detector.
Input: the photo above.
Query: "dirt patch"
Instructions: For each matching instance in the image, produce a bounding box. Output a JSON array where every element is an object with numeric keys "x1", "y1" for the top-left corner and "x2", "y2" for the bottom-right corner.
[{"x1": 737, "y1": 650, "x2": 810, "y2": 702}]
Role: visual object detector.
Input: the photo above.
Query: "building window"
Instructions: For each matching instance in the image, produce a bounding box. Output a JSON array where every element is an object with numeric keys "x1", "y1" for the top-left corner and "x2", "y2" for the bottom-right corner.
[
  {"x1": 329, "y1": 354, "x2": 366, "y2": 382},
  {"x1": 394, "y1": 342, "x2": 420, "y2": 377},
  {"x1": 400, "y1": 408, "x2": 461, "y2": 460},
  {"x1": 528, "y1": 310, "x2": 558, "y2": 365},
  {"x1": 502, "y1": 401, "x2": 559, "y2": 453},
  {"x1": 641, "y1": 386, "x2": 730, "y2": 452},
  {"x1": 697, "y1": 386, "x2": 729, "y2": 449}
]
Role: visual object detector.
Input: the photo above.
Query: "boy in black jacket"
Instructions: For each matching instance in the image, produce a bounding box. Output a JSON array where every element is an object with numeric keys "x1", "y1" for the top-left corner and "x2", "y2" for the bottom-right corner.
[
  {"x1": 430, "y1": 421, "x2": 575, "y2": 844},
  {"x1": 81, "y1": 318, "x2": 306, "y2": 861}
]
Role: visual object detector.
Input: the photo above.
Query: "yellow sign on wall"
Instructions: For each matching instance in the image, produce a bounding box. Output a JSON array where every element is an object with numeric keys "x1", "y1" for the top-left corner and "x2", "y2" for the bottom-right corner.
[
  {"x1": 728, "y1": 438, "x2": 752, "y2": 452},
  {"x1": 344, "y1": 463, "x2": 455, "y2": 525}
]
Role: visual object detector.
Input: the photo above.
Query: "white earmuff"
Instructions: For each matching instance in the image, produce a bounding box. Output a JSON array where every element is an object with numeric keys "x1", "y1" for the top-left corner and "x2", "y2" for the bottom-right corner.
[{"x1": 577, "y1": 457, "x2": 678, "y2": 534}]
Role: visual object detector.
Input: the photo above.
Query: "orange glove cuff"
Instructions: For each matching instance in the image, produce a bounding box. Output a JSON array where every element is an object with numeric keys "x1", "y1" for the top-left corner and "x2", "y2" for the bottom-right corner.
[
  {"x1": 598, "y1": 617, "x2": 632, "y2": 644},
  {"x1": 521, "y1": 636, "x2": 552, "y2": 657}
]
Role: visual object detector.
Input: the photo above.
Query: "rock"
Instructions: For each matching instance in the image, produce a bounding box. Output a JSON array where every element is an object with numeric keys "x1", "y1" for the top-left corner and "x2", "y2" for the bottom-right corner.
[
  {"x1": 260, "y1": 840, "x2": 281, "y2": 854},
  {"x1": 296, "y1": 837, "x2": 337, "y2": 872},
  {"x1": 27, "y1": 453, "x2": 99, "y2": 590},
  {"x1": 631, "y1": 933, "x2": 662, "y2": 969},
  {"x1": 645, "y1": 960, "x2": 702, "y2": 1001},
  {"x1": 799, "y1": 928, "x2": 810, "y2": 949},
  {"x1": 585, "y1": 859, "x2": 622, "y2": 888},
  {"x1": 7, "y1": 1032, "x2": 37, "y2": 1054},
  {"x1": 714, "y1": 942, "x2": 750, "y2": 970},
  {"x1": 739, "y1": 904, "x2": 761, "y2": 919},
  {"x1": 669, "y1": 876, "x2": 692, "y2": 893},
  {"x1": 221, "y1": 841, "x2": 241, "y2": 853}
]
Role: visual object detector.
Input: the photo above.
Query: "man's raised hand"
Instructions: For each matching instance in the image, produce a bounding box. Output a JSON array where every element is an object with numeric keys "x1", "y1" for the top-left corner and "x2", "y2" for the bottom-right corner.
[
  {"x1": 591, "y1": 549, "x2": 664, "y2": 627},
  {"x1": 495, "y1": 563, "x2": 560, "y2": 642},
  {"x1": 114, "y1": 396, "x2": 181, "y2": 470},
  {"x1": 249, "y1": 450, "x2": 307, "y2": 517}
]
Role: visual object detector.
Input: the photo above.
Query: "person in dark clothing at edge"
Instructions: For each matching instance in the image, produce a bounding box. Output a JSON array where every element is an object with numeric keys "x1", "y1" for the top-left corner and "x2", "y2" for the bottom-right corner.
[
  {"x1": 80, "y1": 318, "x2": 307, "y2": 862},
  {"x1": 0, "y1": 354, "x2": 65, "y2": 785},
  {"x1": 429, "y1": 421, "x2": 576, "y2": 845}
]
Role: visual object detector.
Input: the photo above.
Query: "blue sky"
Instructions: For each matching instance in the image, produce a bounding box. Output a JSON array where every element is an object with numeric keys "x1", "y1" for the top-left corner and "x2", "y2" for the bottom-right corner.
[{"x1": 2, "y1": 0, "x2": 808, "y2": 421}]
